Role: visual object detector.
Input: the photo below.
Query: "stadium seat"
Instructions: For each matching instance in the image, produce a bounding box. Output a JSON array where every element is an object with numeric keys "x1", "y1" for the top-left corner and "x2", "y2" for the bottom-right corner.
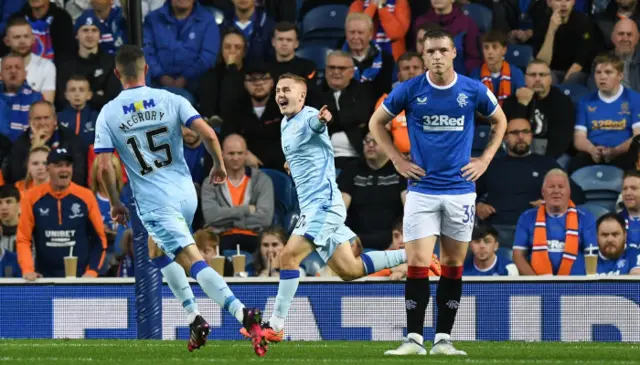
[
  {"x1": 296, "y1": 45, "x2": 331, "y2": 70},
  {"x1": 505, "y1": 44, "x2": 533, "y2": 71},
  {"x1": 578, "y1": 203, "x2": 611, "y2": 219},
  {"x1": 261, "y1": 168, "x2": 297, "y2": 225},
  {"x1": 301, "y1": 5, "x2": 349, "y2": 41},
  {"x1": 571, "y1": 165, "x2": 624, "y2": 210},
  {"x1": 472, "y1": 125, "x2": 491, "y2": 157},
  {"x1": 462, "y1": 4, "x2": 493, "y2": 33},
  {"x1": 556, "y1": 84, "x2": 590, "y2": 104},
  {"x1": 222, "y1": 250, "x2": 254, "y2": 271}
]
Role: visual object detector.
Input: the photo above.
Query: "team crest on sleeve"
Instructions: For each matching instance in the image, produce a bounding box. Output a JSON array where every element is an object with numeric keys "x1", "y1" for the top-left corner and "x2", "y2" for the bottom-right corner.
[
  {"x1": 457, "y1": 93, "x2": 468, "y2": 108},
  {"x1": 486, "y1": 89, "x2": 498, "y2": 106}
]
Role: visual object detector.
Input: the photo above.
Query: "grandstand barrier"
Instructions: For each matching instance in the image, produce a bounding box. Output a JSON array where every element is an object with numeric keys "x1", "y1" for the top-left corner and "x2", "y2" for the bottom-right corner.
[{"x1": 0, "y1": 277, "x2": 639, "y2": 342}]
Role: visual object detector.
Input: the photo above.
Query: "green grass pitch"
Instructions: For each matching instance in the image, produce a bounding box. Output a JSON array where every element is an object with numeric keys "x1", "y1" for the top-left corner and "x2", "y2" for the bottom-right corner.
[{"x1": 1, "y1": 340, "x2": 639, "y2": 364}]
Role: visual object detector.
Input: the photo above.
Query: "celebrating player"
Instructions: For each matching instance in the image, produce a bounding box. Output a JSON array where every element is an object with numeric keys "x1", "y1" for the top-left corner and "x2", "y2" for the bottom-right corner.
[
  {"x1": 239, "y1": 72, "x2": 407, "y2": 342},
  {"x1": 369, "y1": 29, "x2": 507, "y2": 356},
  {"x1": 93, "y1": 45, "x2": 268, "y2": 356}
]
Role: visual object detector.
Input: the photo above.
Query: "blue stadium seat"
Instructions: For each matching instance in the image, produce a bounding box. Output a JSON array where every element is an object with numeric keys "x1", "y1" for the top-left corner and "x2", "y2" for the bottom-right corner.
[
  {"x1": 505, "y1": 44, "x2": 533, "y2": 71},
  {"x1": 577, "y1": 203, "x2": 611, "y2": 219},
  {"x1": 261, "y1": 168, "x2": 297, "y2": 225},
  {"x1": 296, "y1": 45, "x2": 331, "y2": 70},
  {"x1": 462, "y1": 4, "x2": 493, "y2": 33},
  {"x1": 472, "y1": 125, "x2": 491, "y2": 157},
  {"x1": 301, "y1": 5, "x2": 349, "y2": 41},
  {"x1": 555, "y1": 84, "x2": 590, "y2": 104},
  {"x1": 571, "y1": 165, "x2": 624, "y2": 210}
]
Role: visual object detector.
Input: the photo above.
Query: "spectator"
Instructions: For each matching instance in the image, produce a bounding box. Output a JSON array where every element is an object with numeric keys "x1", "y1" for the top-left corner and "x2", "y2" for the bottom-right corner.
[
  {"x1": 0, "y1": 0, "x2": 26, "y2": 36},
  {"x1": 594, "y1": 18, "x2": 640, "y2": 92},
  {"x1": 343, "y1": 12, "x2": 395, "y2": 98},
  {"x1": 197, "y1": 28, "x2": 248, "y2": 120},
  {"x1": 571, "y1": 53, "x2": 640, "y2": 173},
  {"x1": 594, "y1": 0, "x2": 640, "y2": 51},
  {"x1": 55, "y1": 15, "x2": 121, "y2": 112},
  {"x1": 477, "y1": 118, "x2": 585, "y2": 252},
  {"x1": 469, "y1": 31, "x2": 526, "y2": 107},
  {"x1": 338, "y1": 131, "x2": 407, "y2": 250},
  {"x1": 201, "y1": 134, "x2": 274, "y2": 253},
  {"x1": 502, "y1": 59, "x2": 575, "y2": 159},
  {"x1": 414, "y1": 21, "x2": 440, "y2": 57},
  {"x1": 463, "y1": 224, "x2": 519, "y2": 276},
  {"x1": 16, "y1": 147, "x2": 108, "y2": 279},
  {"x1": 57, "y1": 75, "x2": 99, "y2": 149},
  {"x1": 0, "y1": 184, "x2": 20, "y2": 253},
  {"x1": 223, "y1": 0, "x2": 275, "y2": 63},
  {"x1": 7, "y1": 0, "x2": 74, "y2": 62},
  {"x1": 414, "y1": 0, "x2": 482, "y2": 75},
  {"x1": 531, "y1": 0, "x2": 596, "y2": 84},
  {"x1": 182, "y1": 125, "x2": 206, "y2": 186},
  {"x1": 74, "y1": 0, "x2": 127, "y2": 55},
  {"x1": 0, "y1": 245, "x2": 20, "y2": 277},
  {"x1": 513, "y1": 169, "x2": 598, "y2": 276},
  {"x1": 0, "y1": 54, "x2": 43, "y2": 142},
  {"x1": 1, "y1": 17, "x2": 56, "y2": 102},
  {"x1": 375, "y1": 51, "x2": 424, "y2": 155},
  {"x1": 144, "y1": 0, "x2": 219, "y2": 104},
  {"x1": 349, "y1": 0, "x2": 411, "y2": 60},
  {"x1": 319, "y1": 51, "x2": 377, "y2": 169},
  {"x1": 15, "y1": 146, "x2": 50, "y2": 195},
  {"x1": 267, "y1": 22, "x2": 316, "y2": 82},
  {"x1": 220, "y1": 63, "x2": 284, "y2": 170},
  {"x1": 491, "y1": 0, "x2": 547, "y2": 44},
  {"x1": 596, "y1": 212, "x2": 640, "y2": 275},
  {"x1": 252, "y1": 226, "x2": 288, "y2": 277},
  {"x1": 619, "y1": 170, "x2": 640, "y2": 248},
  {"x1": 194, "y1": 227, "x2": 233, "y2": 276},
  {"x1": 6, "y1": 100, "x2": 87, "y2": 185}
]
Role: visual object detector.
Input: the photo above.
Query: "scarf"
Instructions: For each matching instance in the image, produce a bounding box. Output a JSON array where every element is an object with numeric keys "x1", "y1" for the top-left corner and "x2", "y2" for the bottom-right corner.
[
  {"x1": 28, "y1": 15, "x2": 55, "y2": 60},
  {"x1": 480, "y1": 61, "x2": 512, "y2": 106},
  {"x1": 343, "y1": 41, "x2": 383, "y2": 82},
  {"x1": 531, "y1": 201, "x2": 579, "y2": 276},
  {"x1": 363, "y1": 0, "x2": 396, "y2": 56}
]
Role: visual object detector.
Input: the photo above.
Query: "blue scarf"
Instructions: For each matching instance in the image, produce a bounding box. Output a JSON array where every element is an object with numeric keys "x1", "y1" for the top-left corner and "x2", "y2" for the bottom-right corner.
[
  {"x1": 363, "y1": 0, "x2": 395, "y2": 56},
  {"x1": 343, "y1": 42, "x2": 383, "y2": 82},
  {"x1": 28, "y1": 15, "x2": 55, "y2": 60}
]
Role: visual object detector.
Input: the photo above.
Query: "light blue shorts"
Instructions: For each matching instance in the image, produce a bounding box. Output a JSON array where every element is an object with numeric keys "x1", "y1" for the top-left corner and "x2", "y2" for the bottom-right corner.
[
  {"x1": 139, "y1": 199, "x2": 196, "y2": 260},
  {"x1": 292, "y1": 205, "x2": 356, "y2": 263}
]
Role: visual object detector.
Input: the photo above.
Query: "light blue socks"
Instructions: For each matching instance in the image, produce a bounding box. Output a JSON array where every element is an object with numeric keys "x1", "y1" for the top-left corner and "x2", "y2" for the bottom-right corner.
[
  {"x1": 361, "y1": 249, "x2": 407, "y2": 275},
  {"x1": 190, "y1": 260, "x2": 245, "y2": 323},
  {"x1": 152, "y1": 257, "x2": 200, "y2": 323},
  {"x1": 269, "y1": 269, "x2": 301, "y2": 331}
]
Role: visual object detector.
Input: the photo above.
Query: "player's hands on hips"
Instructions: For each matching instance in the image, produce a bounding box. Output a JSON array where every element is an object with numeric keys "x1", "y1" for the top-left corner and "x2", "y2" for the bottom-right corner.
[
  {"x1": 111, "y1": 201, "x2": 130, "y2": 226},
  {"x1": 318, "y1": 105, "x2": 332, "y2": 123},
  {"x1": 23, "y1": 272, "x2": 42, "y2": 281},
  {"x1": 209, "y1": 165, "x2": 227, "y2": 184},
  {"x1": 461, "y1": 157, "x2": 489, "y2": 182},
  {"x1": 392, "y1": 156, "x2": 426, "y2": 180}
]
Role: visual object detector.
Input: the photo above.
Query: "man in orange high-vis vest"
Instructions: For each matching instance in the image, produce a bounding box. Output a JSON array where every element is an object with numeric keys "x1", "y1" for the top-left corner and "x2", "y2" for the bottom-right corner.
[
  {"x1": 375, "y1": 52, "x2": 424, "y2": 155},
  {"x1": 512, "y1": 169, "x2": 598, "y2": 275}
]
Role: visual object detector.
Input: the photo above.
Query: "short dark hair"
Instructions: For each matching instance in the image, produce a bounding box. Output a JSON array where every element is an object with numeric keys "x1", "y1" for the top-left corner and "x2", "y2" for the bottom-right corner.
[
  {"x1": 6, "y1": 17, "x2": 30, "y2": 32},
  {"x1": 392, "y1": 216, "x2": 403, "y2": 232},
  {"x1": 471, "y1": 224, "x2": 499, "y2": 242},
  {"x1": 416, "y1": 22, "x2": 442, "y2": 39},
  {"x1": 422, "y1": 28, "x2": 455, "y2": 46},
  {"x1": 481, "y1": 30, "x2": 508, "y2": 47},
  {"x1": 624, "y1": 169, "x2": 640, "y2": 180},
  {"x1": 273, "y1": 21, "x2": 299, "y2": 40},
  {"x1": 398, "y1": 51, "x2": 424, "y2": 66},
  {"x1": 0, "y1": 184, "x2": 20, "y2": 202},
  {"x1": 67, "y1": 74, "x2": 90, "y2": 85},
  {"x1": 115, "y1": 45, "x2": 145, "y2": 79},
  {"x1": 597, "y1": 212, "x2": 626, "y2": 232}
]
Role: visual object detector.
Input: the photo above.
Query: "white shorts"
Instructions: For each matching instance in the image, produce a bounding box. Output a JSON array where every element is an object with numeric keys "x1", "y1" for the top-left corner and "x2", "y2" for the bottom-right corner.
[
  {"x1": 292, "y1": 205, "x2": 356, "y2": 263},
  {"x1": 139, "y1": 199, "x2": 196, "y2": 260},
  {"x1": 403, "y1": 191, "x2": 476, "y2": 242}
]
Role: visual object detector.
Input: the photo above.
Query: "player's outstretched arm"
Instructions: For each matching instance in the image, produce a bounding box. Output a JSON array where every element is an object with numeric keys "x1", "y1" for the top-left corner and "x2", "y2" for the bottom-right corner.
[
  {"x1": 97, "y1": 152, "x2": 129, "y2": 225},
  {"x1": 369, "y1": 107, "x2": 425, "y2": 180},
  {"x1": 190, "y1": 118, "x2": 227, "y2": 184},
  {"x1": 462, "y1": 106, "x2": 508, "y2": 182}
]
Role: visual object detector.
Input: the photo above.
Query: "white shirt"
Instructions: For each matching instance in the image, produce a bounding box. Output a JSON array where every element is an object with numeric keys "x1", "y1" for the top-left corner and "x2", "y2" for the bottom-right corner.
[{"x1": 0, "y1": 54, "x2": 56, "y2": 93}]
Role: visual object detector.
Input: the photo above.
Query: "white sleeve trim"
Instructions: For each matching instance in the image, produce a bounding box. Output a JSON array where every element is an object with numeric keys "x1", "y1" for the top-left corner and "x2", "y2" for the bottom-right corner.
[
  {"x1": 483, "y1": 105, "x2": 499, "y2": 118},
  {"x1": 632, "y1": 122, "x2": 640, "y2": 130},
  {"x1": 381, "y1": 103, "x2": 397, "y2": 118},
  {"x1": 512, "y1": 245, "x2": 528, "y2": 250},
  {"x1": 575, "y1": 125, "x2": 588, "y2": 132}
]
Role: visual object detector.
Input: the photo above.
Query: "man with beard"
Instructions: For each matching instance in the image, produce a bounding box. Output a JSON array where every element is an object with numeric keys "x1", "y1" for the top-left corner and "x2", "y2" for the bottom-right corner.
[
  {"x1": 595, "y1": 212, "x2": 640, "y2": 275},
  {"x1": 476, "y1": 118, "x2": 584, "y2": 254},
  {"x1": 0, "y1": 55, "x2": 42, "y2": 142},
  {"x1": 502, "y1": 59, "x2": 575, "y2": 159},
  {"x1": 220, "y1": 63, "x2": 284, "y2": 171}
]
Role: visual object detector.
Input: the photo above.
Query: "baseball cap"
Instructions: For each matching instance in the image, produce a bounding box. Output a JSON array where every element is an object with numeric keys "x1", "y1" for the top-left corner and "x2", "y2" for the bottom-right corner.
[
  {"x1": 47, "y1": 148, "x2": 74, "y2": 165},
  {"x1": 74, "y1": 14, "x2": 101, "y2": 34}
]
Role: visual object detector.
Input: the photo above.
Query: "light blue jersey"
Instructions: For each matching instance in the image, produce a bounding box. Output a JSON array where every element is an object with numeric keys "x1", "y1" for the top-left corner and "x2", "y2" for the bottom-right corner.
[
  {"x1": 93, "y1": 86, "x2": 199, "y2": 215},
  {"x1": 281, "y1": 105, "x2": 354, "y2": 261},
  {"x1": 281, "y1": 106, "x2": 342, "y2": 213}
]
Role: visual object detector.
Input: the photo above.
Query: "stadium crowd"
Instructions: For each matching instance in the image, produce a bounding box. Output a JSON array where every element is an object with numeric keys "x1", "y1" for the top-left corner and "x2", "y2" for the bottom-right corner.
[{"x1": 0, "y1": 0, "x2": 639, "y2": 280}]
